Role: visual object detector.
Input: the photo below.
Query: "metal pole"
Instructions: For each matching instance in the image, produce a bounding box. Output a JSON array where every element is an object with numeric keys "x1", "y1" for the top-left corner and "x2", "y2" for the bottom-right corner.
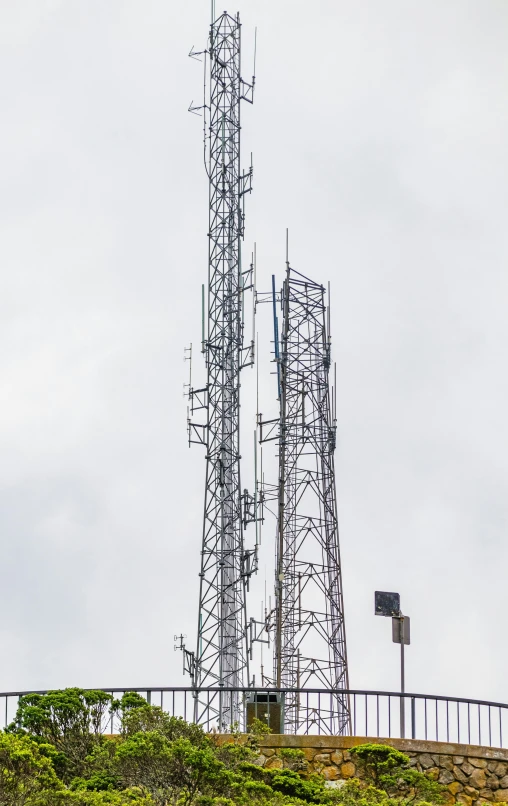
[
  {"x1": 274, "y1": 272, "x2": 288, "y2": 689},
  {"x1": 400, "y1": 617, "x2": 405, "y2": 738}
]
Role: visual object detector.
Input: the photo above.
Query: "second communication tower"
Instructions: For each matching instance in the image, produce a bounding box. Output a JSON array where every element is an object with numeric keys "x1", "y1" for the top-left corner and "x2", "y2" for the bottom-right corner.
[{"x1": 259, "y1": 258, "x2": 350, "y2": 735}]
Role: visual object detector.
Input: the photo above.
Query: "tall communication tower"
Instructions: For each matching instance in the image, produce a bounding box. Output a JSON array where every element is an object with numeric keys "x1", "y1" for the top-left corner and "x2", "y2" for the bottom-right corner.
[
  {"x1": 185, "y1": 10, "x2": 256, "y2": 729},
  {"x1": 259, "y1": 258, "x2": 350, "y2": 735}
]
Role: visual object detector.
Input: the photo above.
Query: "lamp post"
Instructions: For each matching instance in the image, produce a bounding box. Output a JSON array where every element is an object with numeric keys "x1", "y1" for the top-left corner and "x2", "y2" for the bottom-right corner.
[{"x1": 374, "y1": 591, "x2": 411, "y2": 738}]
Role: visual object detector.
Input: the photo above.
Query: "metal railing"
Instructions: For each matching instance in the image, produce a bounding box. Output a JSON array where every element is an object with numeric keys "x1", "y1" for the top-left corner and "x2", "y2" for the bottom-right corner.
[{"x1": 1, "y1": 687, "x2": 508, "y2": 749}]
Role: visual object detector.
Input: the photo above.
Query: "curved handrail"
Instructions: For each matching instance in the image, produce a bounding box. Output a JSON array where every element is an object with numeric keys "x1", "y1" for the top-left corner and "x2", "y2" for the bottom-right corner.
[
  {"x1": 0, "y1": 686, "x2": 506, "y2": 711},
  {"x1": 1, "y1": 686, "x2": 506, "y2": 747}
]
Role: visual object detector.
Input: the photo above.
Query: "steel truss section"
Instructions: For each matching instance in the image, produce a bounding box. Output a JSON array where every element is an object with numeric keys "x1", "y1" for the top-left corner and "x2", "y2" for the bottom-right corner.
[
  {"x1": 261, "y1": 266, "x2": 350, "y2": 735},
  {"x1": 186, "y1": 10, "x2": 255, "y2": 730}
]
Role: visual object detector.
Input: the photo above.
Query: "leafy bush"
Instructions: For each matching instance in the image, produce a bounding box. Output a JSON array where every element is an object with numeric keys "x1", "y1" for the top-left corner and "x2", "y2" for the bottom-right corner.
[
  {"x1": 232, "y1": 761, "x2": 323, "y2": 803},
  {"x1": 212, "y1": 742, "x2": 256, "y2": 771},
  {"x1": 120, "y1": 703, "x2": 208, "y2": 749},
  {"x1": 324, "y1": 778, "x2": 399, "y2": 806},
  {"x1": 0, "y1": 731, "x2": 62, "y2": 805},
  {"x1": 350, "y1": 745, "x2": 409, "y2": 787},
  {"x1": 70, "y1": 739, "x2": 121, "y2": 792},
  {"x1": 0, "y1": 691, "x2": 446, "y2": 806},
  {"x1": 248, "y1": 720, "x2": 272, "y2": 738},
  {"x1": 33, "y1": 790, "x2": 153, "y2": 804},
  {"x1": 116, "y1": 734, "x2": 233, "y2": 806},
  {"x1": 268, "y1": 768, "x2": 324, "y2": 802},
  {"x1": 112, "y1": 693, "x2": 148, "y2": 714},
  {"x1": 9, "y1": 689, "x2": 113, "y2": 782},
  {"x1": 278, "y1": 748, "x2": 306, "y2": 771},
  {"x1": 350, "y1": 745, "x2": 443, "y2": 804}
]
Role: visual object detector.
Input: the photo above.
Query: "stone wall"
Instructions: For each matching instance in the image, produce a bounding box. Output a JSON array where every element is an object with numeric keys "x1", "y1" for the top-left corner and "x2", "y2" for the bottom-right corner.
[{"x1": 252, "y1": 735, "x2": 508, "y2": 806}]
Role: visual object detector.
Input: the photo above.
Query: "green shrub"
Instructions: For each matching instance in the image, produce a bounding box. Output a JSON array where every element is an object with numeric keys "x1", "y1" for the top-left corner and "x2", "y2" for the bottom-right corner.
[
  {"x1": 268, "y1": 768, "x2": 324, "y2": 802},
  {"x1": 116, "y1": 734, "x2": 234, "y2": 806},
  {"x1": 278, "y1": 749, "x2": 306, "y2": 771},
  {"x1": 0, "y1": 688, "x2": 446, "y2": 806},
  {"x1": 0, "y1": 731, "x2": 62, "y2": 805},
  {"x1": 70, "y1": 739, "x2": 121, "y2": 792},
  {"x1": 9, "y1": 689, "x2": 113, "y2": 782},
  {"x1": 213, "y1": 742, "x2": 256, "y2": 771},
  {"x1": 120, "y1": 705, "x2": 208, "y2": 748},
  {"x1": 248, "y1": 720, "x2": 272, "y2": 738},
  {"x1": 322, "y1": 778, "x2": 398, "y2": 806},
  {"x1": 350, "y1": 745, "x2": 443, "y2": 804},
  {"x1": 350, "y1": 745, "x2": 409, "y2": 787},
  {"x1": 33, "y1": 790, "x2": 153, "y2": 804}
]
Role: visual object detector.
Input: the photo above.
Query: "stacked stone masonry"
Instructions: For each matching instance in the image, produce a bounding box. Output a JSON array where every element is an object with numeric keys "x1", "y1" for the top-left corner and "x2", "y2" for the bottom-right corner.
[{"x1": 250, "y1": 736, "x2": 508, "y2": 806}]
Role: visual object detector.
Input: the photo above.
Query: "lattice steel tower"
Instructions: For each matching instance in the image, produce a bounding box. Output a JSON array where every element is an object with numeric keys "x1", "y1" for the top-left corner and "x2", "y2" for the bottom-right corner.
[
  {"x1": 260, "y1": 260, "x2": 350, "y2": 735},
  {"x1": 186, "y1": 10, "x2": 255, "y2": 729}
]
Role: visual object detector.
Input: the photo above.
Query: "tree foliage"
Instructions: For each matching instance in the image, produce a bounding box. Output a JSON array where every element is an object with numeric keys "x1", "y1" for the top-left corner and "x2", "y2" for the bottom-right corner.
[
  {"x1": 0, "y1": 689, "x2": 449, "y2": 806},
  {"x1": 116, "y1": 733, "x2": 235, "y2": 806},
  {"x1": 350, "y1": 745, "x2": 443, "y2": 805},
  {"x1": 70, "y1": 739, "x2": 121, "y2": 792},
  {"x1": 33, "y1": 790, "x2": 153, "y2": 805},
  {"x1": 0, "y1": 732, "x2": 62, "y2": 805},
  {"x1": 119, "y1": 703, "x2": 208, "y2": 749},
  {"x1": 10, "y1": 689, "x2": 113, "y2": 782},
  {"x1": 350, "y1": 746, "x2": 409, "y2": 788}
]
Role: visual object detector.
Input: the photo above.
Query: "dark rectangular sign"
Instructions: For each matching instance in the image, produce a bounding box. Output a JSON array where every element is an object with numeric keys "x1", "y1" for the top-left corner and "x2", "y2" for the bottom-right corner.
[{"x1": 374, "y1": 590, "x2": 400, "y2": 617}]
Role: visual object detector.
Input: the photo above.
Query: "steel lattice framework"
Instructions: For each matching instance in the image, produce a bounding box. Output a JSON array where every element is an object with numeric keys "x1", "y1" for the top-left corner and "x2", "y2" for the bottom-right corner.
[
  {"x1": 186, "y1": 10, "x2": 255, "y2": 730},
  {"x1": 260, "y1": 266, "x2": 350, "y2": 735}
]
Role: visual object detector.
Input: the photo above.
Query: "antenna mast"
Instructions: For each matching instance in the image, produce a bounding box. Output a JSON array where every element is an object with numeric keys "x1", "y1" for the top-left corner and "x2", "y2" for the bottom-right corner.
[
  {"x1": 260, "y1": 258, "x2": 350, "y2": 735},
  {"x1": 186, "y1": 10, "x2": 255, "y2": 729}
]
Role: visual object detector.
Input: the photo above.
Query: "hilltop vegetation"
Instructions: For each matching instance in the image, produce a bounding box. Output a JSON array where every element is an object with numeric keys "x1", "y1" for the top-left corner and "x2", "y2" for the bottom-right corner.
[{"x1": 0, "y1": 688, "x2": 446, "y2": 806}]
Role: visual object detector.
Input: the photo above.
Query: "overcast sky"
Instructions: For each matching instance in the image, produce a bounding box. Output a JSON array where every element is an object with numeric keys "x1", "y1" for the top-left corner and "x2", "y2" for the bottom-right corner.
[{"x1": 0, "y1": 0, "x2": 507, "y2": 709}]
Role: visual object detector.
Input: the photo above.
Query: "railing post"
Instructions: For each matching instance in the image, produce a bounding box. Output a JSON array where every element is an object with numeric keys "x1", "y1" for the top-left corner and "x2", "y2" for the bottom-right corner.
[
  {"x1": 400, "y1": 640, "x2": 405, "y2": 739},
  {"x1": 411, "y1": 697, "x2": 416, "y2": 739}
]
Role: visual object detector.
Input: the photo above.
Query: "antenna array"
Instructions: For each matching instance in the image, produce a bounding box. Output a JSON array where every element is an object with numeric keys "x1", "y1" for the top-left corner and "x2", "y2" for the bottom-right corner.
[
  {"x1": 185, "y1": 10, "x2": 256, "y2": 729},
  {"x1": 259, "y1": 263, "x2": 350, "y2": 734},
  {"x1": 186, "y1": 9, "x2": 349, "y2": 735}
]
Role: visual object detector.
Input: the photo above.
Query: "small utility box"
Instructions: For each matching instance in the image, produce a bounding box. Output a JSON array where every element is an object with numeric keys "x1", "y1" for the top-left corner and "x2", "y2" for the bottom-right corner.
[
  {"x1": 246, "y1": 692, "x2": 284, "y2": 734},
  {"x1": 392, "y1": 615, "x2": 410, "y2": 645}
]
